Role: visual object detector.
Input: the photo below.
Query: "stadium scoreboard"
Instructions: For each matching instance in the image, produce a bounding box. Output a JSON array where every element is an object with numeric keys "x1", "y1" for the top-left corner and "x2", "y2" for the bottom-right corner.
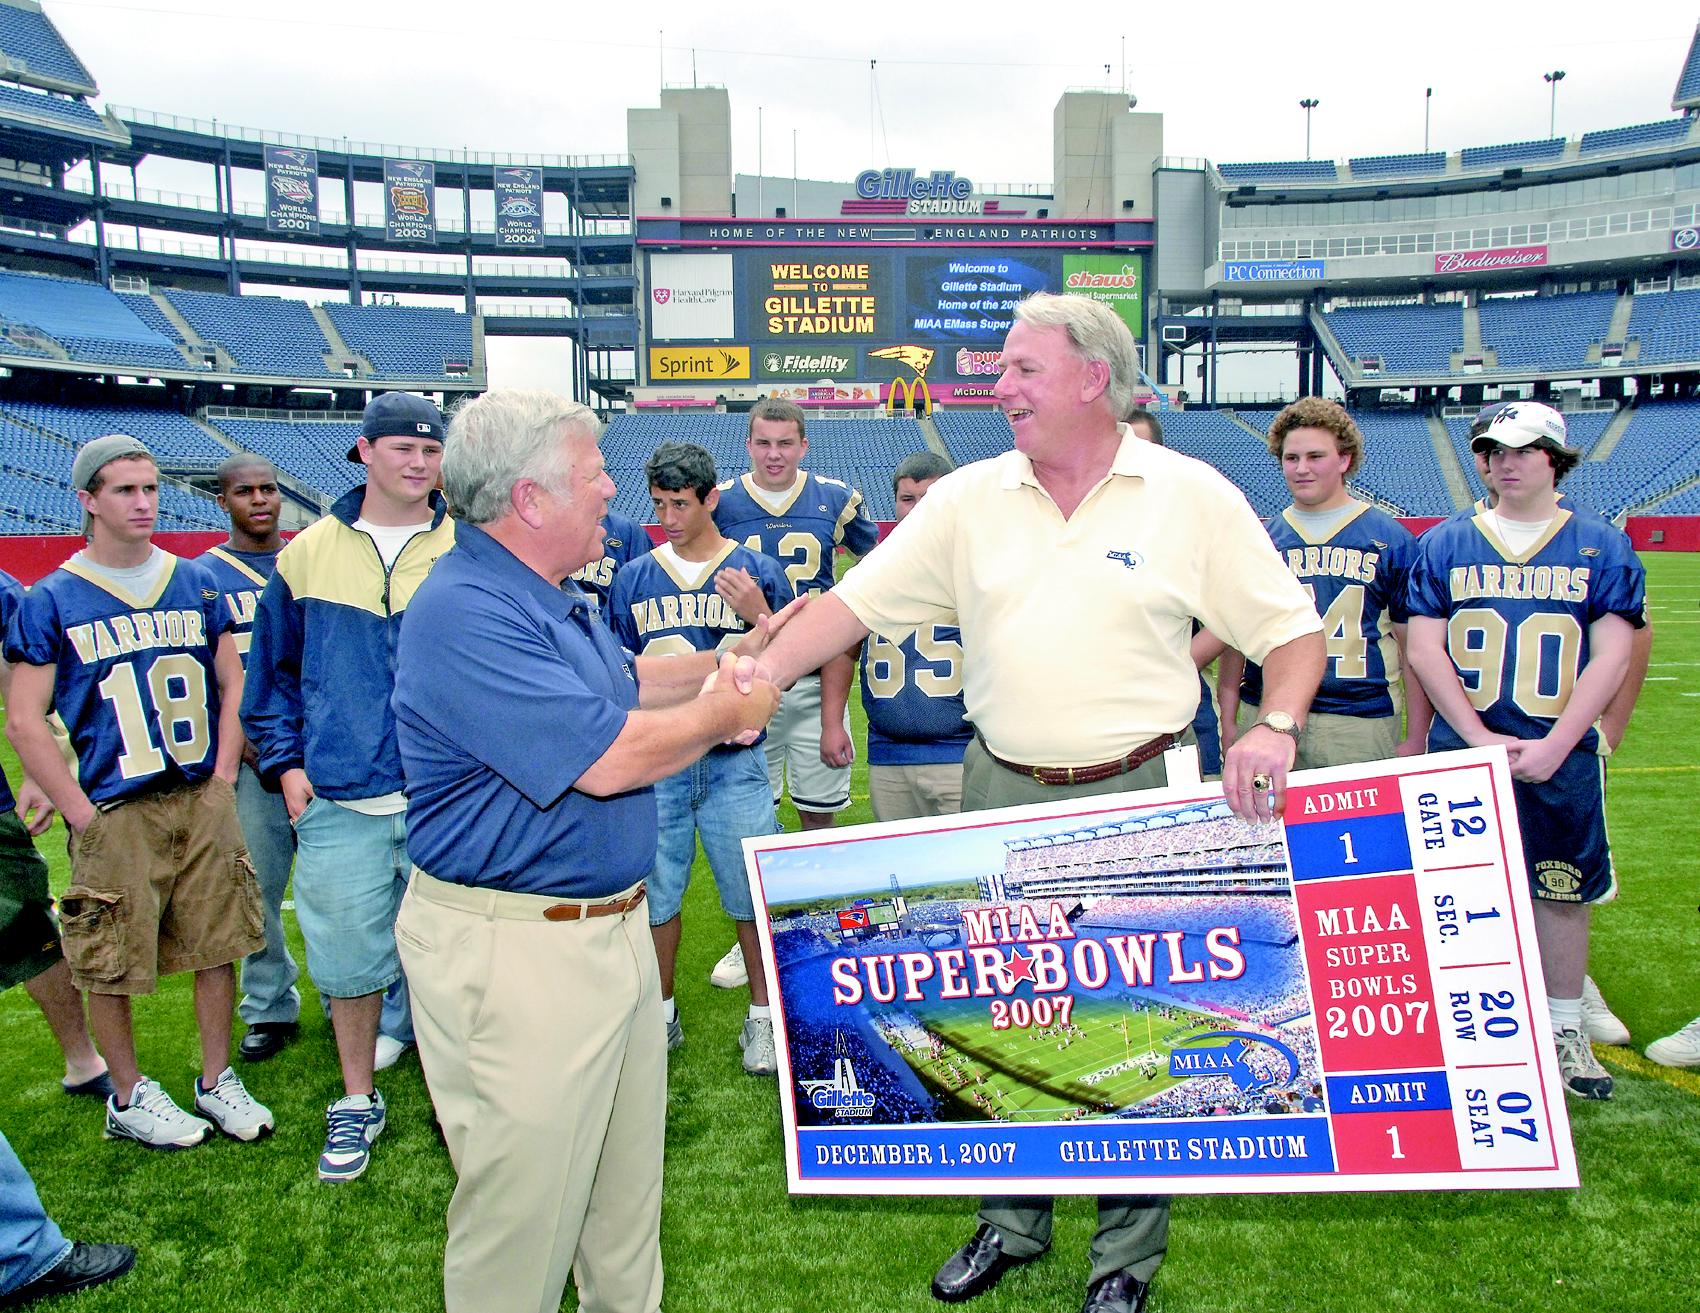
[{"x1": 634, "y1": 218, "x2": 1153, "y2": 393}]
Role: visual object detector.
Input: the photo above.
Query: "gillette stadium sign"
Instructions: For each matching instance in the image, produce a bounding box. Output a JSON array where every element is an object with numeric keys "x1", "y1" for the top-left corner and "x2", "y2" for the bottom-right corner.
[{"x1": 854, "y1": 167, "x2": 983, "y2": 215}]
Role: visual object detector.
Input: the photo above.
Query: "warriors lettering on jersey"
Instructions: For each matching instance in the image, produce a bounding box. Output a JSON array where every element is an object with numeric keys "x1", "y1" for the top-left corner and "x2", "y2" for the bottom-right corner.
[
  {"x1": 567, "y1": 510, "x2": 654, "y2": 621},
  {"x1": 197, "y1": 545, "x2": 278, "y2": 668},
  {"x1": 1406, "y1": 508, "x2": 1646, "y2": 753},
  {"x1": 5, "y1": 553, "x2": 232, "y2": 806},
  {"x1": 860, "y1": 623, "x2": 971, "y2": 766},
  {"x1": 1243, "y1": 502, "x2": 1416, "y2": 719},
  {"x1": 711, "y1": 471, "x2": 880, "y2": 597}
]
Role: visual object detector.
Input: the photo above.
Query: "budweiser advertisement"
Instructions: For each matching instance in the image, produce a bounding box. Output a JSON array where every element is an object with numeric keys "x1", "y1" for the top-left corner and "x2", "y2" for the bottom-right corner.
[{"x1": 1434, "y1": 246, "x2": 1548, "y2": 275}]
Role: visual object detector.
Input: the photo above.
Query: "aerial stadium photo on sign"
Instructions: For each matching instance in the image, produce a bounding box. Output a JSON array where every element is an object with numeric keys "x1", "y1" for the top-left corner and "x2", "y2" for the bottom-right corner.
[{"x1": 746, "y1": 752, "x2": 1575, "y2": 1198}]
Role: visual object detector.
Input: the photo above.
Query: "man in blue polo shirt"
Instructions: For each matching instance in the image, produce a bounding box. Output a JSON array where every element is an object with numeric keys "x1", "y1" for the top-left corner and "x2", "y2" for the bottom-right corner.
[{"x1": 392, "y1": 391, "x2": 783, "y2": 1313}]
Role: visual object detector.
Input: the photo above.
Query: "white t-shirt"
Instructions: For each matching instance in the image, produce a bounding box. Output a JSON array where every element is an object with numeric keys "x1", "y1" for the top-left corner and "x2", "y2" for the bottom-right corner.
[
  {"x1": 1486, "y1": 509, "x2": 1555, "y2": 556},
  {"x1": 354, "y1": 517, "x2": 433, "y2": 570}
]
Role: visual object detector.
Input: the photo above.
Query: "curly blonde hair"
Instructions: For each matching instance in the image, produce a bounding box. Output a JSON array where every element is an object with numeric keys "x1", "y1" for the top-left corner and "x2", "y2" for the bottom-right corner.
[{"x1": 1266, "y1": 397, "x2": 1363, "y2": 477}]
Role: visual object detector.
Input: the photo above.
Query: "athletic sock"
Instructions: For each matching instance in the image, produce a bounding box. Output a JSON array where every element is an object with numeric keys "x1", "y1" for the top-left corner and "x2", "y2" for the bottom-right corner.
[
  {"x1": 1549, "y1": 996, "x2": 1583, "y2": 1033},
  {"x1": 748, "y1": 1003, "x2": 772, "y2": 1021},
  {"x1": 662, "y1": 997, "x2": 678, "y2": 1024}
]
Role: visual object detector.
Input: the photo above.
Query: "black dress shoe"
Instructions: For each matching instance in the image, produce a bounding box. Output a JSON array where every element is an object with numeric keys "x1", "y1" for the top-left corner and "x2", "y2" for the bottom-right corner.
[
  {"x1": 931, "y1": 1224, "x2": 1044, "y2": 1303},
  {"x1": 0, "y1": 1241, "x2": 136, "y2": 1308},
  {"x1": 1082, "y1": 1270, "x2": 1150, "y2": 1313},
  {"x1": 238, "y1": 1021, "x2": 298, "y2": 1063}
]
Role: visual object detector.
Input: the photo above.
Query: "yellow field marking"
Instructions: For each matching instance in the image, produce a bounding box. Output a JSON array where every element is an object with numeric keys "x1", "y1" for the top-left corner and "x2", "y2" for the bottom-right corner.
[
  {"x1": 1609, "y1": 765, "x2": 1700, "y2": 773},
  {"x1": 1598, "y1": 1044, "x2": 1700, "y2": 1099}
]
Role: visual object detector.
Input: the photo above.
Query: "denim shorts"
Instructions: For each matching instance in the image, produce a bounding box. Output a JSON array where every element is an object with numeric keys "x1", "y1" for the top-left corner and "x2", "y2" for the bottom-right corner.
[
  {"x1": 648, "y1": 747, "x2": 776, "y2": 926},
  {"x1": 290, "y1": 798, "x2": 409, "y2": 998}
]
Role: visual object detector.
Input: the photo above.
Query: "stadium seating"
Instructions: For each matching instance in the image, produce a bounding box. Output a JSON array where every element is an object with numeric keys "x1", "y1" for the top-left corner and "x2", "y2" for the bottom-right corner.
[
  {"x1": 1152, "y1": 411, "x2": 1288, "y2": 518},
  {"x1": 0, "y1": 80, "x2": 104, "y2": 131},
  {"x1": 1217, "y1": 160, "x2": 1337, "y2": 184},
  {"x1": 116, "y1": 292, "x2": 188, "y2": 347},
  {"x1": 0, "y1": 400, "x2": 231, "y2": 463},
  {"x1": 1350, "y1": 413, "x2": 1456, "y2": 515},
  {"x1": 163, "y1": 290, "x2": 336, "y2": 377},
  {"x1": 1476, "y1": 290, "x2": 1618, "y2": 372},
  {"x1": 1348, "y1": 152, "x2": 1445, "y2": 178},
  {"x1": 207, "y1": 417, "x2": 363, "y2": 499},
  {"x1": 0, "y1": 412, "x2": 223, "y2": 530},
  {"x1": 0, "y1": 271, "x2": 183, "y2": 370},
  {"x1": 0, "y1": 3, "x2": 96, "y2": 89},
  {"x1": 323, "y1": 303, "x2": 474, "y2": 380},
  {"x1": 1579, "y1": 119, "x2": 1692, "y2": 154},
  {"x1": 1322, "y1": 303, "x2": 1462, "y2": 375},
  {"x1": 1459, "y1": 138, "x2": 1565, "y2": 169},
  {"x1": 1680, "y1": 36, "x2": 1700, "y2": 103},
  {"x1": 933, "y1": 409, "x2": 1013, "y2": 464},
  {"x1": 1560, "y1": 402, "x2": 1700, "y2": 516},
  {"x1": 1627, "y1": 288, "x2": 1700, "y2": 367}
]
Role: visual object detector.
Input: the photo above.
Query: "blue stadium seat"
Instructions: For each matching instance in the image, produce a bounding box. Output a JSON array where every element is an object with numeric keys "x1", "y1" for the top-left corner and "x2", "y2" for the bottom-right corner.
[
  {"x1": 1627, "y1": 288, "x2": 1700, "y2": 367},
  {"x1": 323, "y1": 303, "x2": 474, "y2": 380},
  {"x1": 164, "y1": 290, "x2": 336, "y2": 377},
  {"x1": 1323, "y1": 303, "x2": 1462, "y2": 375},
  {"x1": 0, "y1": 3, "x2": 96, "y2": 90},
  {"x1": 207, "y1": 417, "x2": 364, "y2": 499},
  {"x1": 1348, "y1": 152, "x2": 1445, "y2": 178},
  {"x1": 1561, "y1": 402, "x2": 1700, "y2": 515},
  {"x1": 1459, "y1": 139, "x2": 1565, "y2": 169},
  {"x1": 1580, "y1": 119, "x2": 1691, "y2": 154},
  {"x1": 1218, "y1": 160, "x2": 1338, "y2": 183},
  {"x1": 0, "y1": 80, "x2": 104, "y2": 131},
  {"x1": 0, "y1": 401, "x2": 230, "y2": 464},
  {"x1": 0, "y1": 271, "x2": 183, "y2": 370},
  {"x1": 1476, "y1": 291, "x2": 1618, "y2": 371}
]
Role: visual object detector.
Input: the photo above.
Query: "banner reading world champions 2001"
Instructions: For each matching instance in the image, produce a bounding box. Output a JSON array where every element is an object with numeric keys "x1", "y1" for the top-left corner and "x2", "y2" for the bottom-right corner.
[
  {"x1": 492, "y1": 165, "x2": 545, "y2": 247},
  {"x1": 745, "y1": 748, "x2": 1577, "y2": 1197},
  {"x1": 384, "y1": 158, "x2": 436, "y2": 244},
  {"x1": 263, "y1": 145, "x2": 318, "y2": 236}
]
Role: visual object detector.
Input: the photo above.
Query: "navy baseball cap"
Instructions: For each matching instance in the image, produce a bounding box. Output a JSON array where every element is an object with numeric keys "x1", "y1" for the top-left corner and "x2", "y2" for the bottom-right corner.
[
  {"x1": 348, "y1": 392, "x2": 446, "y2": 461},
  {"x1": 1467, "y1": 401, "x2": 1510, "y2": 439}
]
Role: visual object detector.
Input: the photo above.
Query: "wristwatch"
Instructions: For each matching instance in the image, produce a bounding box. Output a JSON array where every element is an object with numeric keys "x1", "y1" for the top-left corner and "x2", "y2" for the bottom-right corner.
[{"x1": 1255, "y1": 711, "x2": 1300, "y2": 738}]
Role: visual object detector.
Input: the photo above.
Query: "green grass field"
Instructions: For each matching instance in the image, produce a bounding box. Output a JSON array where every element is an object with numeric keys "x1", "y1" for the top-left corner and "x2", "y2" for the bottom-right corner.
[{"x1": 2, "y1": 554, "x2": 1698, "y2": 1312}]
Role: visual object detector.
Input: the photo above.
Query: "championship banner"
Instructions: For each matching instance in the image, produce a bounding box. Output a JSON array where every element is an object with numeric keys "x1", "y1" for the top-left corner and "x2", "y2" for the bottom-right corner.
[
  {"x1": 745, "y1": 748, "x2": 1577, "y2": 1197},
  {"x1": 493, "y1": 165, "x2": 545, "y2": 247},
  {"x1": 384, "y1": 158, "x2": 436, "y2": 244},
  {"x1": 263, "y1": 145, "x2": 318, "y2": 235}
]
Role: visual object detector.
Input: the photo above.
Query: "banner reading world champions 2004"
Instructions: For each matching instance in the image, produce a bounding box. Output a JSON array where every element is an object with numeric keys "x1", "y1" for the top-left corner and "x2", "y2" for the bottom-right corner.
[
  {"x1": 384, "y1": 158, "x2": 436, "y2": 244},
  {"x1": 745, "y1": 748, "x2": 1577, "y2": 1197},
  {"x1": 263, "y1": 145, "x2": 318, "y2": 235},
  {"x1": 492, "y1": 165, "x2": 545, "y2": 247}
]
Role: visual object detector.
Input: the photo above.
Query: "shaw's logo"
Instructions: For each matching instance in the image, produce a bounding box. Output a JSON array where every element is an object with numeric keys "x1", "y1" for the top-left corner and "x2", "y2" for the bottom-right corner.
[
  {"x1": 1168, "y1": 1031, "x2": 1300, "y2": 1093},
  {"x1": 800, "y1": 1057, "x2": 878, "y2": 1118},
  {"x1": 1066, "y1": 265, "x2": 1139, "y2": 289}
]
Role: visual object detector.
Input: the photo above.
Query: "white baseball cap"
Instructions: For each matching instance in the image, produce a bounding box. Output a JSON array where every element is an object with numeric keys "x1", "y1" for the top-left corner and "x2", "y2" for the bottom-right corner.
[{"x1": 1470, "y1": 401, "x2": 1572, "y2": 454}]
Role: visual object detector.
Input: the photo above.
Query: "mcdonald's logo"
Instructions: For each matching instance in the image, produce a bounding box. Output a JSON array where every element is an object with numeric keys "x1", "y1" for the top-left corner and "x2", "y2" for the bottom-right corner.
[{"x1": 886, "y1": 375, "x2": 932, "y2": 417}]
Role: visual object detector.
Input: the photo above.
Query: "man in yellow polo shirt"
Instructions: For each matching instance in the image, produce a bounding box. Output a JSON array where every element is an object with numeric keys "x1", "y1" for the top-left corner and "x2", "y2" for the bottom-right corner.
[{"x1": 735, "y1": 292, "x2": 1323, "y2": 1313}]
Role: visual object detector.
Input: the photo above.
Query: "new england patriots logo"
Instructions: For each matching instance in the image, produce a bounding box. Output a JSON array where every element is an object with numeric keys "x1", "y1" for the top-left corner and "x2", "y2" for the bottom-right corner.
[
  {"x1": 499, "y1": 167, "x2": 537, "y2": 183},
  {"x1": 1106, "y1": 549, "x2": 1144, "y2": 570},
  {"x1": 272, "y1": 148, "x2": 312, "y2": 167},
  {"x1": 390, "y1": 160, "x2": 430, "y2": 180}
]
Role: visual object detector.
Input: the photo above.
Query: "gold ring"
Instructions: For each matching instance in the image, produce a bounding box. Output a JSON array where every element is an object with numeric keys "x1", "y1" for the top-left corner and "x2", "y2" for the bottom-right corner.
[{"x1": 1252, "y1": 773, "x2": 1273, "y2": 791}]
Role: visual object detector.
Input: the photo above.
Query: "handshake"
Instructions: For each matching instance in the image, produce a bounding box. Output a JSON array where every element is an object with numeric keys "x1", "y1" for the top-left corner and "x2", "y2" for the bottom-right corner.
[{"x1": 697, "y1": 593, "x2": 806, "y2": 744}]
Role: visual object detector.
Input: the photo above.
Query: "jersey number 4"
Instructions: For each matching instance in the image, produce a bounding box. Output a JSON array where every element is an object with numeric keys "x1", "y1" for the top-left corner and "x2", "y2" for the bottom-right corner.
[
  {"x1": 98, "y1": 654, "x2": 212, "y2": 780},
  {"x1": 1303, "y1": 583, "x2": 1368, "y2": 681}
]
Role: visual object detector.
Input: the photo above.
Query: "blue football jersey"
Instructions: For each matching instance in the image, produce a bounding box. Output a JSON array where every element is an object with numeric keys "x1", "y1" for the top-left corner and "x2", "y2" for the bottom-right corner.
[
  {"x1": 711, "y1": 471, "x2": 880, "y2": 597},
  {"x1": 196, "y1": 545, "x2": 278, "y2": 670},
  {"x1": 861, "y1": 624, "x2": 971, "y2": 766},
  {"x1": 567, "y1": 511, "x2": 654, "y2": 621},
  {"x1": 1407, "y1": 509, "x2": 1645, "y2": 752},
  {"x1": 608, "y1": 541, "x2": 791, "y2": 658},
  {"x1": 5, "y1": 553, "x2": 232, "y2": 805},
  {"x1": 0, "y1": 569, "x2": 22, "y2": 815},
  {"x1": 1242, "y1": 502, "x2": 1416, "y2": 719}
]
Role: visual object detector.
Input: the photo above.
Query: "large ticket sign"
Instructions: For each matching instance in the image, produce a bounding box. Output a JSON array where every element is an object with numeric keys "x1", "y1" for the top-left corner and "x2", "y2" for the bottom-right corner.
[
  {"x1": 745, "y1": 749, "x2": 1576, "y2": 1197},
  {"x1": 263, "y1": 145, "x2": 318, "y2": 236},
  {"x1": 384, "y1": 158, "x2": 436, "y2": 244}
]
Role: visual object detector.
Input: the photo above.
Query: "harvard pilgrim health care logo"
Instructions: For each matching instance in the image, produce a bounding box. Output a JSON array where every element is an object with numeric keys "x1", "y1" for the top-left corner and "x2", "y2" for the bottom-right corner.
[{"x1": 652, "y1": 287, "x2": 672, "y2": 305}]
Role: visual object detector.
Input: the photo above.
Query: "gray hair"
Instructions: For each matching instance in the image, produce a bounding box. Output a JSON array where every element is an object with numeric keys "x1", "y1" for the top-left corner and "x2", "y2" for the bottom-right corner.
[
  {"x1": 1014, "y1": 292, "x2": 1136, "y2": 420},
  {"x1": 443, "y1": 390, "x2": 601, "y2": 526}
]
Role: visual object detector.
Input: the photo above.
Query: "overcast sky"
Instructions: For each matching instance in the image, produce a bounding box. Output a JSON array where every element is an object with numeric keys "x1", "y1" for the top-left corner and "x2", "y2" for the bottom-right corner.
[{"x1": 40, "y1": 0, "x2": 1700, "y2": 391}]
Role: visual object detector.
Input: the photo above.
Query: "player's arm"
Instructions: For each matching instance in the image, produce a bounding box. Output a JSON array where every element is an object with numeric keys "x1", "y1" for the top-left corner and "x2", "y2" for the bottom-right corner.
[
  {"x1": 1510, "y1": 612, "x2": 1634, "y2": 784},
  {"x1": 1213, "y1": 644, "x2": 1246, "y2": 750},
  {"x1": 1598, "y1": 617, "x2": 1652, "y2": 752},
  {"x1": 1390, "y1": 621, "x2": 1434, "y2": 756},
  {"x1": 818, "y1": 648, "x2": 857, "y2": 769},
  {"x1": 212, "y1": 632, "x2": 245, "y2": 785},
  {"x1": 1404, "y1": 615, "x2": 1518, "y2": 751},
  {"x1": 0, "y1": 652, "x2": 57, "y2": 835},
  {"x1": 1222, "y1": 630, "x2": 1323, "y2": 823},
  {"x1": 4, "y1": 661, "x2": 97, "y2": 834},
  {"x1": 241, "y1": 571, "x2": 313, "y2": 818}
]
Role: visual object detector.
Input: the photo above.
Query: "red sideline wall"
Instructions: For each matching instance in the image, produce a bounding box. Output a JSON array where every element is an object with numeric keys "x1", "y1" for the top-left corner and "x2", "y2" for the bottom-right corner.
[{"x1": 3, "y1": 518, "x2": 1697, "y2": 586}]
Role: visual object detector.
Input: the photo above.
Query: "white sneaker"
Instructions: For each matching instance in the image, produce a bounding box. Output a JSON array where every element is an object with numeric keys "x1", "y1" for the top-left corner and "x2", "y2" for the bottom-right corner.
[
  {"x1": 1555, "y1": 1026, "x2": 1614, "y2": 1100},
  {"x1": 374, "y1": 1035, "x2": 411, "y2": 1071},
  {"x1": 1581, "y1": 976, "x2": 1631, "y2": 1045},
  {"x1": 105, "y1": 1078, "x2": 213, "y2": 1150},
  {"x1": 710, "y1": 941, "x2": 747, "y2": 989},
  {"x1": 739, "y1": 1016, "x2": 778, "y2": 1076},
  {"x1": 194, "y1": 1066, "x2": 276, "y2": 1142},
  {"x1": 1646, "y1": 1015, "x2": 1700, "y2": 1068}
]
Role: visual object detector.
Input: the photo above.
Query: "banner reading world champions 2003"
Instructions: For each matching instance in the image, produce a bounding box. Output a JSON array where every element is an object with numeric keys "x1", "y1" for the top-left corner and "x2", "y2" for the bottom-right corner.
[
  {"x1": 263, "y1": 145, "x2": 318, "y2": 235},
  {"x1": 384, "y1": 158, "x2": 436, "y2": 244},
  {"x1": 745, "y1": 748, "x2": 1577, "y2": 1197},
  {"x1": 493, "y1": 165, "x2": 545, "y2": 247}
]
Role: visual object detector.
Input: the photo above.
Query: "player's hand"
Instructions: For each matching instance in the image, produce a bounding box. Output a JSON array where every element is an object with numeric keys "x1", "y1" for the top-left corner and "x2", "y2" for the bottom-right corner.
[
  {"x1": 281, "y1": 768, "x2": 316, "y2": 823},
  {"x1": 1218, "y1": 718, "x2": 1239, "y2": 752},
  {"x1": 1222, "y1": 724, "x2": 1295, "y2": 823},
  {"x1": 729, "y1": 653, "x2": 777, "y2": 698},
  {"x1": 713, "y1": 566, "x2": 769, "y2": 627},
  {"x1": 1394, "y1": 735, "x2": 1427, "y2": 758},
  {"x1": 241, "y1": 739, "x2": 261, "y2": 772},
  {"x1": 820, "y1": 721, "x2": 856, "y2": 769},
  {"x1": 64, "y1": 799, "x2": 99, "y2": 837},
  {"x1": 14, "y1": 776, "x2": 58, "y2": 837},
  {"x1": 1507, "y1": 737, "x2": 1565, "y2": 784},
  {"x1": 709, "y1": 653, "x2": 780, "y2": 742}
]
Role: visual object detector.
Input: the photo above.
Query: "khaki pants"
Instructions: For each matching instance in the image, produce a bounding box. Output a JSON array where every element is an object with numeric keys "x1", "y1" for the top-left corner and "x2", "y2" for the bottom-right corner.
[
  {"x1": 1235, "y1": 704, "x2": 1398, "y2": 771},
  {"x1": 868, "y1": 761, "x2": 965, "y2": 822},
  {"x1": 962, "y1": 737, "x2": 1172, "y2": 1285},
  {"x1": 396, "y1": 871, "x2": 665, "y2": 1313}
]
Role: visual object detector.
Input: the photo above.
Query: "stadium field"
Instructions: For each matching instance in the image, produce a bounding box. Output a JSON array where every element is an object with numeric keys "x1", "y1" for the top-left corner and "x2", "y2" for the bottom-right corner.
[{"x1": 0, "y1": 552, "x2": 1697, "y2": 1311}]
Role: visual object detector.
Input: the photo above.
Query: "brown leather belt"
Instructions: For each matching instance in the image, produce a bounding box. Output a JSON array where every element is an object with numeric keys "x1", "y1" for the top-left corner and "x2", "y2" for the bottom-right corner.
[
  {"x1": 976, "y1": 731, "x2": 1177, "y2": 786},
  {"x1": 542, "y1": 885, "x2": 647, "y2": 922}
]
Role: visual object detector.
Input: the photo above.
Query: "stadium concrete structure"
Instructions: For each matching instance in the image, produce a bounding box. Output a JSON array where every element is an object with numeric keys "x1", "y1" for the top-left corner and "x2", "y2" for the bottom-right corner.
[{"x1": 2, "y1": 2, "x2": 1700, "y2": 564}]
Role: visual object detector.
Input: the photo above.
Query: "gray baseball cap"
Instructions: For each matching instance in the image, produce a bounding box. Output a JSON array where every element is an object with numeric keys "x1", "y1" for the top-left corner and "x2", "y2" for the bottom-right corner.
[{"x1": 71, "y1": 434, "x2": 154, "y2": 491}]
